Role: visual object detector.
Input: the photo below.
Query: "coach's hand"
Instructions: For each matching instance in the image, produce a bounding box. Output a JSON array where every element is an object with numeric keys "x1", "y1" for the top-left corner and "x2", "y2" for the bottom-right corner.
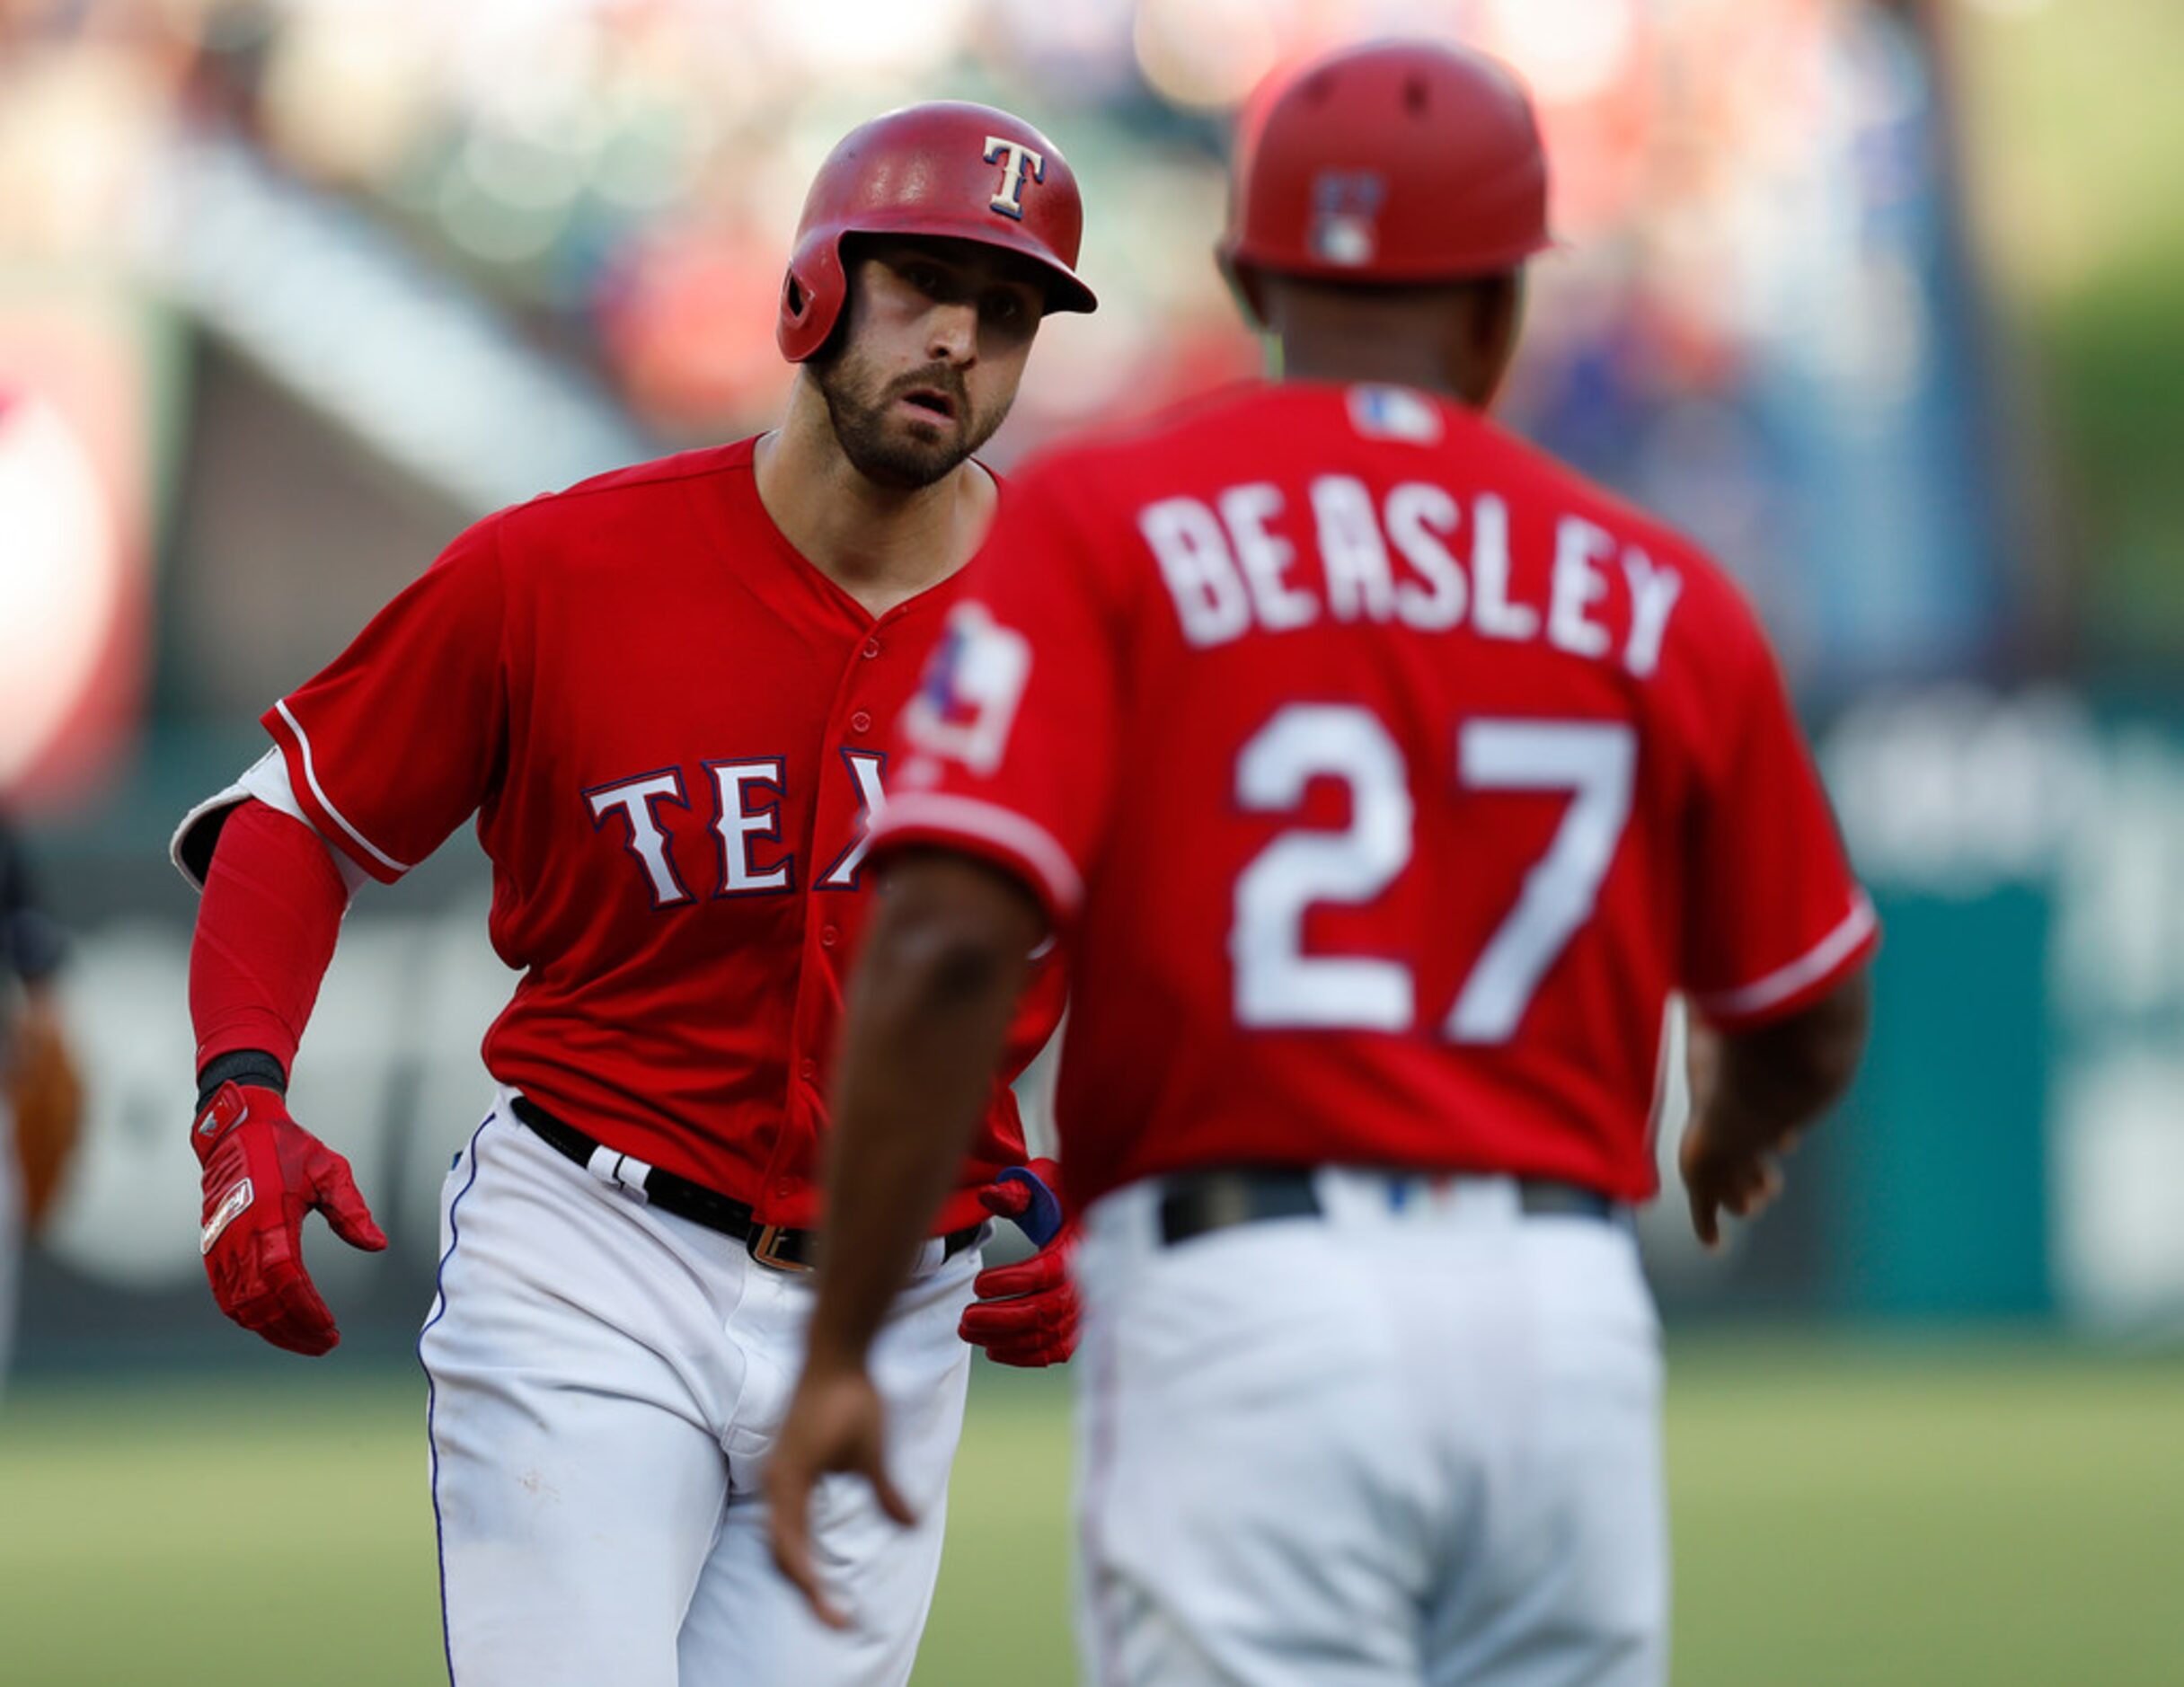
[
  {"x1": 768, "y1": 1356, "x2": 912, "y2": 1630},
  {"x1": 1678, "y1": 1115, "x2": 1791, "y2": 1250},
  {"x1": 191, "y1": 1081, "x2": 387, "y2": 1355},
  {"x1": 961, "y1": 1159, "x2": 1077, "y2": 1367}
]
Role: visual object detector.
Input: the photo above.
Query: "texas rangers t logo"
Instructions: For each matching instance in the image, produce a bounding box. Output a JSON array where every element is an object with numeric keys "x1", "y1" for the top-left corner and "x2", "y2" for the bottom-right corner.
[{"x1": 984, "y1": 137, "x2": 1046, "y2": 220}]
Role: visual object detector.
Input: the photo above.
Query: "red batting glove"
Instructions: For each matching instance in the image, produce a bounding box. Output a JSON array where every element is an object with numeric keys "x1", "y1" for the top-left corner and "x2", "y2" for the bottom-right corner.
[
  {"x1": 191, "y1": 1082, "x2": 387, "y2": 1356},
  {"x1": 961, "y1": 1159, "x2": 1078, "y2": 1368}
]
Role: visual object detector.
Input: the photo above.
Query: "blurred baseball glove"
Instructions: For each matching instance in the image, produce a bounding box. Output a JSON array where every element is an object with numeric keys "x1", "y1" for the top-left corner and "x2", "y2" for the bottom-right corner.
[{"x1": 9, "y1": 1003, "x2": 83, "y2": 1234}]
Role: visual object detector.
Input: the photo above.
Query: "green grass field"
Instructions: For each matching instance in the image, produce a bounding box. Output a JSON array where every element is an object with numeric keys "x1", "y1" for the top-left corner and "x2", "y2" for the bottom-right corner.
[{"x1": 2, "y1": 1338, "x2": 2178, "y2": 1684}]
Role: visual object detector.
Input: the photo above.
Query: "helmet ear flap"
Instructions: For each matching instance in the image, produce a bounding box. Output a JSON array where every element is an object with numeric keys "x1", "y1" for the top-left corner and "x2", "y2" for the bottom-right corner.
[{"x1": 776, "y1": 234, "x2": 849, "y2": 362}]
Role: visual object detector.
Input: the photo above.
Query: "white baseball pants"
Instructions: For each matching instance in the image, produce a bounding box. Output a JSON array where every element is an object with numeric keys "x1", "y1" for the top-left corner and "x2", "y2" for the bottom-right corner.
[
  {"x1": 1073, "y1": 1169, "x2": 1667, "y2": 1687},
  {"x1": 419, "y1": 1093, "x2": 980, "y2": 1686}
]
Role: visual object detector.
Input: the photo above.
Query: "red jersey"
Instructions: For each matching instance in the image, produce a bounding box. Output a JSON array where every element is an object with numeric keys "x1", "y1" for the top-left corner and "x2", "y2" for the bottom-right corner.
[
  {"x1": 262, "y1": 437, "x2": 1060, "y2": 1232},
  {"x1": 871, "y1": 382, "x2": 1875, "y2": 1210}
]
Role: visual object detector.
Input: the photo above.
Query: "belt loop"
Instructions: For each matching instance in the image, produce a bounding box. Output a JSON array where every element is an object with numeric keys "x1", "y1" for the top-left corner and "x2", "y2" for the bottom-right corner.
[{"x1": 586, "y1": 1144, "x2": 652, "y2": 1203}]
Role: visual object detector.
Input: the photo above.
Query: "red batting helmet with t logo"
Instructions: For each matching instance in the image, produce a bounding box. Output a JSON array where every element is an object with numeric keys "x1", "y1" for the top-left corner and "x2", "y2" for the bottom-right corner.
[
  {"x1": 1221, "y1": 40, "x2": 1553, "y2": 288},
  {"x1": 776, "y1": 101, "x2": 1098, "y2": 362}
]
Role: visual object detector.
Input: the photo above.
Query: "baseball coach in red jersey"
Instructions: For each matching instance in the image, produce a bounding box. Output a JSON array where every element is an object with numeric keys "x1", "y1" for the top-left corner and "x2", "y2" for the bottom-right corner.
[
  {"x1": 173, "y1": 102, "x2": 1092, "y2": 1685},
  {"x1": 772, "y1": 41, "x2": 1875, "y2": 1684}
]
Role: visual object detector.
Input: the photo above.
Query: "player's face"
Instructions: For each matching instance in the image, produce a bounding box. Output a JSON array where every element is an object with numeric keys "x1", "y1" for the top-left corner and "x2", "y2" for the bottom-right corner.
[{"x1": 815, "y1": 238, "x2": 1048, "y2": 489}]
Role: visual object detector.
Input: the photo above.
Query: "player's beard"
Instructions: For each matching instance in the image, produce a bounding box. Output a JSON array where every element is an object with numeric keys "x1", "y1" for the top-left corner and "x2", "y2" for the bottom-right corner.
[{"x1": 813, "y1": 354, "x2": 1011, "y2": 490}]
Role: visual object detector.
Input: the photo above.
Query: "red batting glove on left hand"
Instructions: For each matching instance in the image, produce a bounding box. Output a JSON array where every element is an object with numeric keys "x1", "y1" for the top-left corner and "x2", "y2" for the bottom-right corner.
[
  {"x1": 192, "y1": 1082, "x2": 387, "y2": 1356},
  {"x1": 961, "y1": 1158, "x2": 1078, "y2": 1368}
]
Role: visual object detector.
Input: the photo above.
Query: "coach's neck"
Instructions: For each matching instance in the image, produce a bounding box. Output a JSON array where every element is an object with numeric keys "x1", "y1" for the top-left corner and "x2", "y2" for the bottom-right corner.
[{"x1": 1247, "y1": 268, "x2": 1525, "y2": 411}]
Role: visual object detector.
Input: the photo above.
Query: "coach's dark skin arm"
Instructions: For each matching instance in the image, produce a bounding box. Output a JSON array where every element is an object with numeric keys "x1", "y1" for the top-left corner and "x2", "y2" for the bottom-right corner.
[
  {"x1": 768, "y1": 849, "x2": 1041, "y2": 1627},
  {"x1": 1680, "y1": 966, "x2": 1871, "y2": 1248}
]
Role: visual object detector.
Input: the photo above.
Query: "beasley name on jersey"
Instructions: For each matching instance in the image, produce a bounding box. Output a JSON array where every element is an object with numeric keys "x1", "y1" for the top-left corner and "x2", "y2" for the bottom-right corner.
[
  {"x1": 1139, "y1": 382, "x2": 1684, "y2": 680},
  {"x1": 256, "y1": 437, "x2": 1059, "y2": 1227},
  {"x1": 877, "y1": 381, "x2": 1874, "y2": 1211}
]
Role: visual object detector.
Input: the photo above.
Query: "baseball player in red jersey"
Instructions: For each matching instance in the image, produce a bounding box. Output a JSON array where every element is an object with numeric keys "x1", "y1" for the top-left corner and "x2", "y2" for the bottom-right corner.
[
  {"x1": 769, "y1": 41, "x2": 1876, "y2": 1683},
  {"x1": 171, "y1": 102, "x2": 1092, "y2": 1684}
]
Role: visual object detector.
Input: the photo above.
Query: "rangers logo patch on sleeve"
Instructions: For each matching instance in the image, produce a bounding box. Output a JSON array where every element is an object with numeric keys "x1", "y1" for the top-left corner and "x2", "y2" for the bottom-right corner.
[{"x1": 902, "y1": 602, "x2": 1030, "y2": 776}]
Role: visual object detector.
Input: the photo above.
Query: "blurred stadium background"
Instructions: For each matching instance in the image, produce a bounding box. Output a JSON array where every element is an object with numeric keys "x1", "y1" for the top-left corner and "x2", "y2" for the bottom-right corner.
[{"x1": 1, "y1": 0, "x2": 2179, "y2": 1682}]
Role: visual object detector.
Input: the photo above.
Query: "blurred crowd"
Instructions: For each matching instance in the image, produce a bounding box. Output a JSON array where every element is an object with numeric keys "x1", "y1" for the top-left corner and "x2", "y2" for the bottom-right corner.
[{"x1": 0, "y1": 0, "x2": 1977, "y2": 696}]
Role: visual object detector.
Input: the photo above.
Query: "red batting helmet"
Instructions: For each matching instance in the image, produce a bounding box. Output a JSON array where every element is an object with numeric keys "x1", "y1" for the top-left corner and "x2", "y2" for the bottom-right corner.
[
  {"x1": 777, "y1": 101, "x2": 1097, "y2": 362},
  {"x1": 1221, "y1": 40, "x2": 1552, "y2": 287}
]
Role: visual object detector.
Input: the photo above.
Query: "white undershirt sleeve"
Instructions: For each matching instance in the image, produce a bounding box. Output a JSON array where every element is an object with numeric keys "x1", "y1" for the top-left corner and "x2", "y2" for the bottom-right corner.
[{"x1": 170, "y1": 749, "x2": 368, "y2": 897}]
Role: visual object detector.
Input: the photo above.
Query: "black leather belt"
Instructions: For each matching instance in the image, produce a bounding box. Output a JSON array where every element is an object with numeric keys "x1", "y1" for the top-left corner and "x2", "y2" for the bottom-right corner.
[
  {"x1": 1157, "y1": 1167, "x2": 1618, "y2": 1248},
  {"x1": 510, "y1": 1096, "x2": 982, "y2": 1274}
]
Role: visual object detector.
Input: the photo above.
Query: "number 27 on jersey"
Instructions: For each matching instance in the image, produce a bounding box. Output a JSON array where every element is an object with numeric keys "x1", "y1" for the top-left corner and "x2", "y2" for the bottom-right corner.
[{"x1": 1232, "y1": 703, "x2": 1634, "y2": 1045}]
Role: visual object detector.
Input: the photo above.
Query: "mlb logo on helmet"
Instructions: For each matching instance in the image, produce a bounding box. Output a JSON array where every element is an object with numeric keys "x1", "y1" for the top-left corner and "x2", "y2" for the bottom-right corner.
[{"x1": 1307, "y1": 170, "x2": 1386, "y2": 267}]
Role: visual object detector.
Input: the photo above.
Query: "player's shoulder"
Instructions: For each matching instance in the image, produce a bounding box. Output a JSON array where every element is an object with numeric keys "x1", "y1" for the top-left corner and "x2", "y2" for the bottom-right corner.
[
  {"x1": 508, "y1": 437, "x2": 755, "y2": 526},
  {"x1": 438, "y1": 437, "x2": 756, "y2": 583},
  {"x1": 1007, "y1": 382, "x2": 1278, "y2": 503}
]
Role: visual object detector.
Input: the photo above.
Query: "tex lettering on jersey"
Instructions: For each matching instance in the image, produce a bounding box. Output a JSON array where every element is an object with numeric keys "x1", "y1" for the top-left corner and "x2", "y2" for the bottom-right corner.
[{"x1": 584, "y1": 749, "x2": 884, "y2": 907}]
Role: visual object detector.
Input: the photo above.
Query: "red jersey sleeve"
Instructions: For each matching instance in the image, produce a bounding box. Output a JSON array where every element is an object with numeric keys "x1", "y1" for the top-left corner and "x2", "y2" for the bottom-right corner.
[
  {"x1": 871, "y1": 482, "x2": 1122, "y2": 927},
  {"x1": 1682, "y1": 604, "x2": 1876, "y2": 1028},
  {"x1": 262, "y1": 516, "x2": 509, "y2": 884}
]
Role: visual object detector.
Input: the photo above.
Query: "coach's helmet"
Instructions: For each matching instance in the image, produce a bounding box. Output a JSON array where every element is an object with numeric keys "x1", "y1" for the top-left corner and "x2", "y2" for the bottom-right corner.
[
  {"x1": 1220, "y1": 40, "x2": 1553, "y2": 290},
  {"x1": 777, "y1": 101, "x2": 1098, "y2": 362}
]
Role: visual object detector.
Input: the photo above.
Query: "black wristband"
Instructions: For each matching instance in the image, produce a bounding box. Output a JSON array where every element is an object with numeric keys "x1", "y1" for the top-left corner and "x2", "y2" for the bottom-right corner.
[{"x1": 196, "y1": 1049, "x2": 289, "y2": 1112}]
